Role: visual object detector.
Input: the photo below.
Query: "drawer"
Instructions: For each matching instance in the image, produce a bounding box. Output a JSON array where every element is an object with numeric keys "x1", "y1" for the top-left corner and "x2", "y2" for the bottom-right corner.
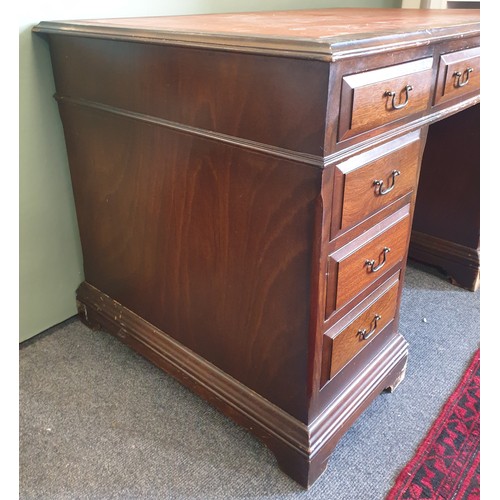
[
  {"x1": 325, "y1": 206, "x2": 410, "y2": 319},
  {"x1": 339, "y1": 58, "x2": 434, "y2": 141},
  {"x1": 434, "y1": 47, "x2": 480, "y2": 106},
  {"x1": 322, "y1": 273, "x2": 400, "y2": 385},
  {"x1": 331, "y1": 131, "x2": 421, "y2": 238}
]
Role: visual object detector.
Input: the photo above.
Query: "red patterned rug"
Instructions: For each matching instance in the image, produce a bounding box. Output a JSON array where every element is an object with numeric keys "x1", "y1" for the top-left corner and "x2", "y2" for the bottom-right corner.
[{"x1": 387, "y1": 349, "x2": 480, "y2": 500}]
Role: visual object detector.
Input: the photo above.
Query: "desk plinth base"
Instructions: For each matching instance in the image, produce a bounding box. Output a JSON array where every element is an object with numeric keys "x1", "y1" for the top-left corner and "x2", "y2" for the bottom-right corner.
[
  {"x1": 76, "y1": 281, "x2": 409, "y2": 489},
  {"x1": 409, "y1": 230, "x2": 480, "y2": 291}
]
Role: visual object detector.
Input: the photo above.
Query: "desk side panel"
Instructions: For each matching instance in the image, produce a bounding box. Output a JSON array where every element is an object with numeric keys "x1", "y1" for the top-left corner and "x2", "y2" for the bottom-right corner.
[
  {"x1": 57, "y1": 99, "x2": 321, "y2": 422},
  {"x1": 48, "y1": 35, "x2": 329, "y2": 157}
]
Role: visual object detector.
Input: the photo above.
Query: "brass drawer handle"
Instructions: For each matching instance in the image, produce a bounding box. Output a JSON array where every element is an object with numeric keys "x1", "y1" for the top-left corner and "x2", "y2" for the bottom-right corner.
[
  {"x1": 365, "y1": 247, "x2": 391, "y2": 273},
  {"x1": 453, "y1": 67, "x2": 474, "y2": 88},
  {"x1": 385, "y1": 85, "x2": 413, "y2": 110},
  {"x1": 374, "y1": 170, "x2": 401, "y2": 195},
  {"x1": 358, "y1": 314, "x2": 382, "y2": 340}
]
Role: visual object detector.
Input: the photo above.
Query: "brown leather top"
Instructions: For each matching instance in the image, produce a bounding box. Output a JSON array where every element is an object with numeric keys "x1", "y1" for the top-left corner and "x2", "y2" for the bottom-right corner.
[{"x1": 33, "y1": 8, "x2": 480, "y2": 60}]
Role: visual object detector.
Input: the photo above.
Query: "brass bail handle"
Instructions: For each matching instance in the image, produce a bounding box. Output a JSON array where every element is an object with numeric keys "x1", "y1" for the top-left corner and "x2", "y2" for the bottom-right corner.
[
  {"x1": 385, "y1": 84, "x2": 413, "y2": 110},
  {"x1": 358, "y1": 314, "x2": 382, "y2": 340},
  {"x1": 374, "y1": 170, "x2": 401, "y2": 196},
  {"x1": 366, "y1": 247, "x2": 391, "y2": 273},
  {"x1": 453, "y1": 67, "x2": 474, "y2": 88}
]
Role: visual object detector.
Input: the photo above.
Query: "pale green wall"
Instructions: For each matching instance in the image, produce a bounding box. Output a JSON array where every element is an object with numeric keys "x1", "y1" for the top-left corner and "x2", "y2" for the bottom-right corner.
[{"x1": 19, "y1": 0, "x2": 401, "y2": 342}]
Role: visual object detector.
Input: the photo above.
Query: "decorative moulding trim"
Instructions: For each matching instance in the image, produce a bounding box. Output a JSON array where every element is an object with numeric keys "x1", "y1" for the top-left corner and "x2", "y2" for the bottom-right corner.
[
  {"x1": 325, "y1": 94, "x2": 480, "y2": 166},
  {"x1": 409, "y1": 230, "x2": 480, "y2": 267},
  {"x1": 56, "y1": 93, "x2": 480, "y2": 171},
  {"x1": 55, "y1": 95, "x2": 324, "y2": 169},
  {"x1": 309, "y1": 333, "x2": 408, "y2": 457},
  {"x1": 76, "y1": 281, "x2": 409, "y2": 462},
  {"x1": 76, "y1": 281, "x2": 311, "y2": 456},
  {"x1": 34, "y1": 23, "x2": 336, "y2": 61},
  {"x1": 33, "y1": 21, "x2": 479, "y2": 62}
]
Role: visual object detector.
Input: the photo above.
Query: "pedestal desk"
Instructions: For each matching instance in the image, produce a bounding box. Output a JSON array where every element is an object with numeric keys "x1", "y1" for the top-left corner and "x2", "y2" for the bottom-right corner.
[{"x1": 34, "y1": 8, "x2": 480, "y2": 488}]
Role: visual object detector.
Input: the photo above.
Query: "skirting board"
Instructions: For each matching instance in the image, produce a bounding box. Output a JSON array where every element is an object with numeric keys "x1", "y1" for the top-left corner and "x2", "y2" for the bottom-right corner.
[
  {"x1": 76, "y1": 281, "x2": 409, "y2": 488},
  {"x1": 409, "y1": 230, "x2": 480, "y2": 291}
]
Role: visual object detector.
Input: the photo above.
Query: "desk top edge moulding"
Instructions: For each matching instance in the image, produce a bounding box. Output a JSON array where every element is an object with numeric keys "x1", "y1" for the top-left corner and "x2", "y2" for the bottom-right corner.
[
  {"x1": 33, "y1": 8, "x2": 480, "y2": 60},
  {"x1": 33, "y1": 8, "x2": 480, "y2": 488}
]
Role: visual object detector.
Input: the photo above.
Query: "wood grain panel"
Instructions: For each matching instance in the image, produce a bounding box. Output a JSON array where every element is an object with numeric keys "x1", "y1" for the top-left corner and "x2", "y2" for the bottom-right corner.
[
  {"x1": 58, "y1": 101, "x2": 322, "y2": 420},
  {"x1": 49, "y1": 35, "x2": 329, "y2": 156}
]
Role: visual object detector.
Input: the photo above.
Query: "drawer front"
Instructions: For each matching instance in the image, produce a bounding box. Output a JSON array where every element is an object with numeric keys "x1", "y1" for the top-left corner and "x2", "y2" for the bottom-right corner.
[
  {"x1": 325, "y1": 208, "x2": 410, "y2": 318},
  {"x1": 434, "y1": 47, "x2": 480, "y2": 106},
  {"x1": 324, "y1": 274, "x2": 400, "y2": 383},
  {"x1": 339, "y1": 58, "x2": 434, "y2": 141},
  {"x1": 331, "y1": 131, "x2": 421, "y2": 237}
]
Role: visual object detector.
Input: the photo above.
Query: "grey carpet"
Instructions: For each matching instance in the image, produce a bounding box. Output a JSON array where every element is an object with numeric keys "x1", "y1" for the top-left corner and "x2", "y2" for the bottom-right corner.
[{"x1": 19, "y1": 263, "x2": 480, "y2": 499}]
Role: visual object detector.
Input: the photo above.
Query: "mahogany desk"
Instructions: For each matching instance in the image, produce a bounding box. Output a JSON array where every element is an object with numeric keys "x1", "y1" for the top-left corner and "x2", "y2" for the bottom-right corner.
[{"x1": 34, "y1": 9, "x2": 480, "y2": 488}]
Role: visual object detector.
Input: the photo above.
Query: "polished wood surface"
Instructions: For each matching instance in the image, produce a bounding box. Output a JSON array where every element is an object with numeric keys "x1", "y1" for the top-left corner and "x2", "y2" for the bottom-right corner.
[
  {"x1": 326, "y1": 207, "x2": 410, "y2": 316},
  {"x1": 434, "y1": 47, "x2": 480, "y2": 106},
  {"x1": 49, "y1": 36, "x2": 329, "y2": 155},
  {"x1": 325, "y1": 273, "x2": 400, "y2": 384},
  {"x1": 336, "y1": 132, "x2": 421, "y2": 233},
  {"x1": 59, "y1": 103, "x2": 320, "y2": 420},
  {"x1": 339, "y1": 58, "x2": 434, "y2": 141},
  {"x1": 34, "y1": 8, "x2": 480, "y2": 489}
]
